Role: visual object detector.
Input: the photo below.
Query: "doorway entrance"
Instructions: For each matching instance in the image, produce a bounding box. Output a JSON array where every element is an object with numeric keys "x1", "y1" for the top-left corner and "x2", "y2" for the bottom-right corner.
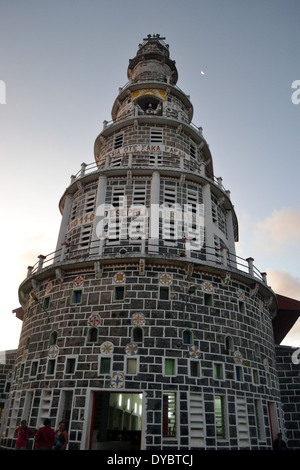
[{"x1": 90, "y1": 392, "x2": 143, "y2": 450}]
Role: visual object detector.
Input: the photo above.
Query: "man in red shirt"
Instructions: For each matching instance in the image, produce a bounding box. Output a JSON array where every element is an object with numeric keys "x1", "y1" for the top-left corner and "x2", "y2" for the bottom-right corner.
[
  {"x1": 15, "y1": 420, "x2": 33, "y2": 450},
  {"x1": 34, "y1": 419, "x2": 56, "y2": 450}
]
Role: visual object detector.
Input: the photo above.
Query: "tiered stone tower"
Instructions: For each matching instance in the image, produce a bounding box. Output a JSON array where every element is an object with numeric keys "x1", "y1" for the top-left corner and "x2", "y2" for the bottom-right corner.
[{"x1": 2, "y1": 35, "x2": 282, "y2": 450}]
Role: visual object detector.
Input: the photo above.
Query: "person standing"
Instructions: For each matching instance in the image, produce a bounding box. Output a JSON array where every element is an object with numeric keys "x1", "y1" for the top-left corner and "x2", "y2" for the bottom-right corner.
[
  {"x1": 34, "y1": 419, "x2": 56, "y2": 450},
  {"x1": 15, "y1": 420, "x2": 33, "y2": 450},
  {"x1": 53, "y1": 421, "x2": 69, "y2": 450},
  {"x1": 273, "y1": 432, "x2": 288, "y2": 450}
]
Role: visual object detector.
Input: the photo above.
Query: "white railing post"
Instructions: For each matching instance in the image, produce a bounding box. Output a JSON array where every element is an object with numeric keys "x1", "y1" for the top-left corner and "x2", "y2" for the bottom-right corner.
[
  {"x1": 60, "y1": 242, "x2": 70, "y2": 261},
  {"x1": 27, "y1": 266, "x2": 34, "y2": 277},
  {"x1": 37, "y1": 255, "x2": 46, "y2": 271},
  {"x1": 80, "y1": 162, "x2": 87, "y2": 178},
  {"x1": 246, "y1": 257, "x2": 254, "y2": 277},
  {"x1": 261, "y1": 272, "x2": 268, "y2": 284}
]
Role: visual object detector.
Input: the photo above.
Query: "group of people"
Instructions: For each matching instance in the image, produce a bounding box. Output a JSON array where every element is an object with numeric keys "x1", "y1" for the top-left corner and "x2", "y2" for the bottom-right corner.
[
  {"x1": 15, "y1": 419, "x2": 68, "y2": 450},
  {"x1": 15, "y1": 419, "x2": 289, "y2": 451}
]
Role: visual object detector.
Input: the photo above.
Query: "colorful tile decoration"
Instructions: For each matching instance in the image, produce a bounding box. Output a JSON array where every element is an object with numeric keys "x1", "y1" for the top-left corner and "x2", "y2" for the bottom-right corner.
[
  {"x1": 100, "y1": 341, "x2": 114, "y2": 355},
  {"x1": 110, "y1": 372, "x2": 125, "y2": 389},
  {"x1": 159, "y1": 273, "x2": 172, "y2": 285},
  {"x1": 189, "y1": 345, "x2": 201, "y2": 359},
  {"x1": 125, "y1": 343, "x2": 138, "y2": 356},
  {"x1": 114, "y1": 271, "x2": 126, "y2": 284},
  {"x1": 202, "y1": 281, "x2": 213, "y2": 292},
  {"x1": 74, "y1": 275, "x2": 84, "y2": 286},
  {"x1": 88, "y1": 313, "x2": 102, "y2": 327},
  {"x1": 233, "y1": 350, "x2": 243, "y2": 364},
  {"x1": 237, "y1": 289, "x2": 245, "y2": 300},
  {"x1": 48, "y1": 344, "x2": 59, "y2": 359},
  {"x1": 131, "y1": 312, "x2": 146, "y2": 326},
  {"x1": 45, "y1": 281, "x2": 53, "y2": 293}
]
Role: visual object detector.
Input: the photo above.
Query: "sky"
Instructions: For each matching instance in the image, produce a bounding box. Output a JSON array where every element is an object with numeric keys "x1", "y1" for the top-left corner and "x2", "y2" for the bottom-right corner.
[{"x1": 0, "y1": 0, "x2": 300, "y2": 351}]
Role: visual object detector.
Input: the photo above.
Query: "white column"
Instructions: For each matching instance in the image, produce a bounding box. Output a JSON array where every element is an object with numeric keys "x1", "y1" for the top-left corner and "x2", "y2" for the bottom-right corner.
[
  {"x1": 55, "y1": 194, "x2": 73, "y2": 260},
  {"x1": 149, "y1": 170, "x2": 160, "y2": 253},
  {"x1": 90, "y1": 174, "x2": 107, "y2": 255},
  {"x1": 202, "y1": 183, "x2": 215, "y2": 262},
  {"x1": 226, "y1": 209, "x2": 237, "y2": 267}
]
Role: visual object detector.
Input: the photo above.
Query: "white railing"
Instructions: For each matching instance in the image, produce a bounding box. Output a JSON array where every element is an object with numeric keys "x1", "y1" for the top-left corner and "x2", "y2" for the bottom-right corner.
[{"x1": 25, "y1": 240, "x2": 267, "y2": 285}]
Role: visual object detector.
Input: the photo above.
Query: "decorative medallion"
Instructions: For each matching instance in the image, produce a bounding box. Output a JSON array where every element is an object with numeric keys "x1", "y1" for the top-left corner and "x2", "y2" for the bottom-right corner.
[
  {"x1": 189, "y1": 345, "x2": 201, "y2": 359},
  {"x1": 237, "y1": 290, "x2": 245, "y2": 301},
  {"x1": 100, "y1": 341, "x2": 114, "y2": 355},
  {"x1": 114, "y1": 271, "x2": 126, "y2": 284},
  {"x1": 131, "y1": 312, "x2": 146, "y2": 326},
  {"x1": 263, "y1": 358, "x2": 270, "y2": 372},
  {"x1": 125, "y1": 343, "x2": 138, "y2": 356},
  {"x1": 110, "y1": 372, "x2": 125, "y2": 389},
  {"x1": 48, "y1": 344, "x2": 59, "y2": 359},
  {"x1": 139, "y1": 258, "x2": 145, "y2": 275},
  {"x1": 202, "y1": 281, "x2": 213, "y2": 292},
  {"x1": 74, "y1": 275, "x2": 84, "y2": 287},
  {"x1": 88, "y1": 313, "x2": 102, "y2": 327},
  {"x1": 221, "y1": 273, "x2": 231, "y2": 287},
  {"x1": 159, "y1": 273, "x2": 172, "y2": 285},
  {"x1": 45, "y1": 281, "x2": 53, "y2": 294},
  {"x1": 233, "y1": 350, "x2": 243, "y2": 364},
  {"x1": 22, "y1": 349, "x2": 28, "y2": 361}
]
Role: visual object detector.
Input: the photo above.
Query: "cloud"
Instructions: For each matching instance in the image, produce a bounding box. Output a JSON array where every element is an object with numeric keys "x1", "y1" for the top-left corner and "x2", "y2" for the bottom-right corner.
[
  {"x1": 267, "y1": 269, "x2": 300, "y2": 300},
  {"x1": 266, "y1": 269, "x2": 300, "y2": 347},
  {"x1": 254, "y1": 206, "x2": 300, "y2": 253}
]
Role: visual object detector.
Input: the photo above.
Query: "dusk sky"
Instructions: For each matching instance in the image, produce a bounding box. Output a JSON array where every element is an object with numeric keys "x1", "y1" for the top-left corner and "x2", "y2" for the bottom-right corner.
[{"x1": 1, "y1": 0, "x2": 299, "y2": 351}]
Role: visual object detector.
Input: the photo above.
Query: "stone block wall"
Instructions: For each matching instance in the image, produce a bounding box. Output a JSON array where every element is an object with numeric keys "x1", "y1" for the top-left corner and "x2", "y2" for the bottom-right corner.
[
  {"x1": 1, "y1": 261, "x2": 281, "y2": 449},
  {"x1": 275, "y1": 345, "x2": 300, "y2": 449}
]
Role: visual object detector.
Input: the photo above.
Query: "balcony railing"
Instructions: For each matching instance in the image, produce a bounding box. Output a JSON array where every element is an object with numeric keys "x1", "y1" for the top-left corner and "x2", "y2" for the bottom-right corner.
[
  {"x1": 25, "y1": 239, "x2": 267, "y2": 285},
  {"x1": 69, "y1": 160, "x2": 228, "y2": 198}
]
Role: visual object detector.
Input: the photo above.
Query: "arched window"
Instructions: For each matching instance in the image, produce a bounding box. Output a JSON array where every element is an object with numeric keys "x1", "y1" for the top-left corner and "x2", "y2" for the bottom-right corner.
[
  {"x1": 49, "y1": 330, "x2": 58, "y2": 346},
  {"x1": 87, "y1": 327, "x2": 98, "y2": 343},
  {"x1": 225, "y1": 335, "x2": 234, "y2": 353},
  {"x1": 132, "y1": 327, "x2": 143, "y2": 343}
]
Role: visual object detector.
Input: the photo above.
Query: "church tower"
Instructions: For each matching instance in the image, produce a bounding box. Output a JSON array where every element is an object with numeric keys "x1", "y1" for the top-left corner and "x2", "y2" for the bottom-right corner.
[{"x1": 2, "y1": 35, "x2": 282, "y2": 450}]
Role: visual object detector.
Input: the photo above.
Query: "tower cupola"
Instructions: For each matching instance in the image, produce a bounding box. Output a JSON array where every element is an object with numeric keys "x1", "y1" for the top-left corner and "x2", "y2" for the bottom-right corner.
[{"x1": 127, "y1": 34, "x2": 178, "y2": 85}]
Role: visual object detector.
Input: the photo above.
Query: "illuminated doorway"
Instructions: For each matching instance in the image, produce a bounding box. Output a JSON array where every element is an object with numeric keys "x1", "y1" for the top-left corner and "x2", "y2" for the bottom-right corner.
[{"x1": 90, "y1": 392, "x2": 143, "y2": 450}]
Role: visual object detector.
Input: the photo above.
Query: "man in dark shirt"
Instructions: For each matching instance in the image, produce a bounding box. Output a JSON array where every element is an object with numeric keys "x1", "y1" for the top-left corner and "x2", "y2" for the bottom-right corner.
[{"x1": 273, "y1": 433, "x2": 288, "y2": 450}]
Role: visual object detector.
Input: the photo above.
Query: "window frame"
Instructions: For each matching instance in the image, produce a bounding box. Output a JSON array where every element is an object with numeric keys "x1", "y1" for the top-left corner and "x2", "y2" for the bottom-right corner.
[
  {"x1": 164, "y1": 358, "x2": 176, "y2": 376},
  {"x1": 99, "y1": 356, "x2": 112, "y2": 375},
  {"x1": 46, "y1": 358, "x2": 56, "y2": 376},
  {"x1": 213, "y1": 362, "x2": 224, "y2": 380},
  {"x1": 162, "y1": 392, "x2": 176, "y2": 438},
  {"x1": 65, "y1": 356, "x2": 77, "y2": 375},
  {"x1": 71, "y1": 289, "x2": 83, "y2": 305},
  {"x1": 126, "y1": 357, "x2": 138, "y2": 375},
  {"x1": 159, "y1": 285, "x2": 170, "y2": 300},
  {"x1": 214, "y1": 394, "x2": 227, "y2": 440},
  {"x1": 113, "y1": 285, "x2": 125, "y2": 302}
]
